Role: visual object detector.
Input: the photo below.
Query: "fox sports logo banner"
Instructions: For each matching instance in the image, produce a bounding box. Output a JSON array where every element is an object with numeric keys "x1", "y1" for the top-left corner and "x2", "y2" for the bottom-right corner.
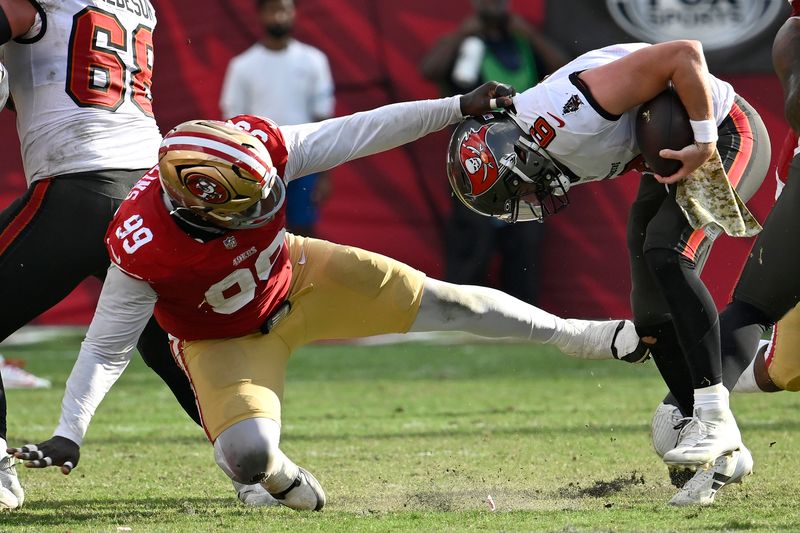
[{"x1": 607, "y1": 0, "x2": 785, "y2": 51}]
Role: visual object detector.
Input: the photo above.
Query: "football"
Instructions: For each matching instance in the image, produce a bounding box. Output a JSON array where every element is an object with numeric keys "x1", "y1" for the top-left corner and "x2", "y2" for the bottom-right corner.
[{"x1": 635, "y1": 87, "x2": 694, "y2": 176}]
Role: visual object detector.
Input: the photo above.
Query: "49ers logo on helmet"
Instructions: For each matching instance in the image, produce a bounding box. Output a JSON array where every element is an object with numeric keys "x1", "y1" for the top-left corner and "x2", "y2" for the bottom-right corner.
[
  {"x1": 459, "y1": 124, "x2": 499, "y2": 197},
  {"x1": 185, "y1": 173, "x2": 230, "y2": 204}
]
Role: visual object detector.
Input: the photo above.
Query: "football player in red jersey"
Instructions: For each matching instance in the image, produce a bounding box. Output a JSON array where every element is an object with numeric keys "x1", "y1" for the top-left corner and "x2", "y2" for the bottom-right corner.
[
  {"x1": 6, "y1": 83, "x2": 647, "y2": 511},
  {"x1": 650, "y1": 1, "x2": 800, "y2": 505}
]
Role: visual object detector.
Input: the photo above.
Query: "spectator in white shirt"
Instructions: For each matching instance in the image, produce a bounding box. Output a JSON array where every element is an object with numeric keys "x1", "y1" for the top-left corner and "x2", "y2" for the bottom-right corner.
[{"x1": 220, "y1": 0, "x2": 334, "y2": 237}]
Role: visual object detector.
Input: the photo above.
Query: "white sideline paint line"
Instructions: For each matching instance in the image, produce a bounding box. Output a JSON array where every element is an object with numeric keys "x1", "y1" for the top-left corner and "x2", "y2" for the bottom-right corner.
[{"x1": 0, "y1": 326, "x2": 87, "y2": 346}]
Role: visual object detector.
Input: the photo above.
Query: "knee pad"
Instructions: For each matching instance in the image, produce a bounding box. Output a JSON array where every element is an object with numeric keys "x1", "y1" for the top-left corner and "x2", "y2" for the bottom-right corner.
[{"x1": 213, "y1": 418, "x2": 280, "y2": 484}]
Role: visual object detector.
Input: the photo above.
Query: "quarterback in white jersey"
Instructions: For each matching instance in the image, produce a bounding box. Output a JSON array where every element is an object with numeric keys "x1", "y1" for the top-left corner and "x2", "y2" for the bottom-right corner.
[
  {"x1": 447, "y1": 40, "x2": 771, "y2": 500},
  {"x1": 513, "y1": 43, "x2": 735, "y2": 184},
  {"x1": 0, "y1": 0, "x2": 202, "y2": 511}
]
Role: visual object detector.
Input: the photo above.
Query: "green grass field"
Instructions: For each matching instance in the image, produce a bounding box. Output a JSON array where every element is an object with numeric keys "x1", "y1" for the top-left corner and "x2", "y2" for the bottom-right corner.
[{"x1": 2, "y1": 333, "x2": 799, "y2": 532}]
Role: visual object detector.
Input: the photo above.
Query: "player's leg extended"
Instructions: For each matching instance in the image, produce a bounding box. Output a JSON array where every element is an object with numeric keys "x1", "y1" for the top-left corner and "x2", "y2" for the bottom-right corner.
[
  {"x1": 286, "y1": 233, "x2": 641, "y2": 360},
  {"x1": 171, "y1": 332, "x2": 323, "y2": 511}
]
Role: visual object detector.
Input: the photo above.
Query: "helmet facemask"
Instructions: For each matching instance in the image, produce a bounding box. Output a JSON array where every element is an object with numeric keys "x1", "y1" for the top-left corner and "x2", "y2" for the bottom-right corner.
[{"x1": 499, "y1": 134, "x2": 570, "y2": 223}]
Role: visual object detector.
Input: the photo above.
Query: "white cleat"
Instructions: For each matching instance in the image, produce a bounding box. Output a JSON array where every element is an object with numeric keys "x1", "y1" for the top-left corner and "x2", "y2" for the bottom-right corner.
[
  {"x1": 650, "y1": 402, "x2": 695, "y2": 487},
  {"x1": 270, "y1": 467, "x2": 326, "y2": 511},
  {"x1": 668, "y1": 445, "x2": 753, "y2": 506},
  {"x1": 662, "y1": 407, "x2": 742, "y2": 468},
  {"x1": 232, "y1": 480, "x2": 280, "y2": 507},
  {"x1": 558, "y1": 319, "x2": 647, "y2": 362},
  {"x1": 651, "y1": 403, "x2": 686, "y2": 458},
  {"x1": 0, "y1": 454, "x2": 23, "y2": 510}
]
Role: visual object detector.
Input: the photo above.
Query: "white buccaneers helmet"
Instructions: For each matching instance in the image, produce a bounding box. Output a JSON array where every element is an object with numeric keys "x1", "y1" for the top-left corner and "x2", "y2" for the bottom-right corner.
[{"x1": 158, "y1": 120, "x2": 285, "y2": 230}]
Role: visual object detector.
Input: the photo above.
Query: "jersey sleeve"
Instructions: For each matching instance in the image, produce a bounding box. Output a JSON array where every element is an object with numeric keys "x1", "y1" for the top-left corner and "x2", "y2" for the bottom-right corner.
[
  {"x1": 226, "y1": 114, "x2": 289, "y2": 176},
  {"x1": 280, "y1": 96, "x2": 462, "y2": 181},
  {"x1": 53, "y1": 266, "x2": 157, "y2": 445}
]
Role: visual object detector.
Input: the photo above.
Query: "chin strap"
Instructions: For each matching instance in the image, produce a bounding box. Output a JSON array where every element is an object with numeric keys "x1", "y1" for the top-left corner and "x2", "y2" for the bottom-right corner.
[{"x1": 161, "y1": 191, "x2": 225, "y2": 235}]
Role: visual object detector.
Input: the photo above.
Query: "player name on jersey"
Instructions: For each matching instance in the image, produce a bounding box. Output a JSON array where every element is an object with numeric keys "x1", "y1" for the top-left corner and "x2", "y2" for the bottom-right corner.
[{"x1": 98, "y1": 0, "x2": 155, "y2": 21}]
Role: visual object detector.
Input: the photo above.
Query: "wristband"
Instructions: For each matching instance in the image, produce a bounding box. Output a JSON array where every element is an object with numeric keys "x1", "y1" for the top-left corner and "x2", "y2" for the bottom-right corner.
[{"x1": 690, "y1": 119, "x2": 718, "y2": 144}]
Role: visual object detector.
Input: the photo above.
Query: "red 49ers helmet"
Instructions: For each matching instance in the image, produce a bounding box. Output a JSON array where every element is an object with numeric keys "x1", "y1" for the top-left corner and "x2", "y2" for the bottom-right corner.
[
  {"x1": 447, "y1": 111, "x2": 570, "y2": 223},
  {"x1": 158, "y1": 120, "x2": 285, "y2": 230}
]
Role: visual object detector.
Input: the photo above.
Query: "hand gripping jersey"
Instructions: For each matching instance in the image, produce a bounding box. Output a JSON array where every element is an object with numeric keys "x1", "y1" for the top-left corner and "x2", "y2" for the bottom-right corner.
[
  {"x1": 2, "y1": 0, "x2": 161, "y2": 183},
  {"x1": 105, "y1": 116, "x2": 291, "y2": 341},
  {"x1": 512, "y1": 43, "x2": 735, "y2": 184}
]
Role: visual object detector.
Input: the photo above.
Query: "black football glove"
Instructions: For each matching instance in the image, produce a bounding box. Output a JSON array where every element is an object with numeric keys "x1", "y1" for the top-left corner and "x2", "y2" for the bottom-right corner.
[
  {"x1": 459, "y1": 81, "x2": 517, "y2": 116},
  {"x1": 8, "y1": 436, "x2": 80, "y2": 475}
]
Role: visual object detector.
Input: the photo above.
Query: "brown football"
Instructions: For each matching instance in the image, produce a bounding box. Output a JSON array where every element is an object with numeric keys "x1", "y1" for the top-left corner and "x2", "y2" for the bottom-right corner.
[{"x1": 635, "y1": 88, "x2": 694, "y2": 176}]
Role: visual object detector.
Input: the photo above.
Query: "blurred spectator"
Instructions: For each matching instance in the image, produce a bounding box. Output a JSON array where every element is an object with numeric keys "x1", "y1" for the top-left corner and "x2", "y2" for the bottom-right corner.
[
  {"x1": 220, "y1": 0, "x2": 334, "y2": 237},
  {"x1": 420, "y1": 0, "x2": 568, "y2": 304}
]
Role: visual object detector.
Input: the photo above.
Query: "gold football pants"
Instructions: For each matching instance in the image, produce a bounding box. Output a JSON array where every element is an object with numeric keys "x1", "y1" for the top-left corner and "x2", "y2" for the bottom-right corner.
[{"x1": 170, "y1": 233, "x2": 426, "y2": 441}]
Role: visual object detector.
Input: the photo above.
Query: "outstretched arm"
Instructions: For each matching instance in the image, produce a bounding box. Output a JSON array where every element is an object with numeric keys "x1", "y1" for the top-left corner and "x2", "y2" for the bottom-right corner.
[
  {"x1": 579, "y1": 41, "x2": 716, "y2": 183},
  {"x1": 281, "y1": 82, "x2": 515, "y2": 181},
  {"x1": 8, "y1": 266, "x2": 157, "y2": 474}
]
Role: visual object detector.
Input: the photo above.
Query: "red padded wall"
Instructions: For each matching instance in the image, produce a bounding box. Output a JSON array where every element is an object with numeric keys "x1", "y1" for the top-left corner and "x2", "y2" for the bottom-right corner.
[{"x1": 0, "y1": 0, "x2": 783, "y2": 324}]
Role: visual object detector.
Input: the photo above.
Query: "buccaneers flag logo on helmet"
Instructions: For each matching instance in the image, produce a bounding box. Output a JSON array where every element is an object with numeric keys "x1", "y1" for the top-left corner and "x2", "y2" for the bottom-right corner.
[{"x1": 458, "y1": 124, "x2": 499, "y2": 197}]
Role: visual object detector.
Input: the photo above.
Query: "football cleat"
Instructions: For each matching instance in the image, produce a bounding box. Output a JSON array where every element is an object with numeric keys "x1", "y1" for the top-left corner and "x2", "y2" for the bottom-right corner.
[
  {"x1": 650, "y1": 402, "x2": 695, "y2": 487},
  {"x1": 269, "y1": 467, "x2": 326, "y2": 511},
  {"x1": 0, "y1": 453, "x2": 23, "y2": 510},
  {"x1": 662, "y1": 407, "x2": 742, "y2": 468},
  {"x1": 557, "y1": 319, "x2": 644, "y2": 362},
  {"x1": 668, "y1": 445, "x2": 753, "y2": 506},
  {"x1": 0, "y1": 357, "x2": 50, "y2": 389},
  {"x1": 232, "y1": 480, "x2": 280, "y2": 507},
  {"x1": 651, "y1": 403, "x2": 685, "y2": 458}
]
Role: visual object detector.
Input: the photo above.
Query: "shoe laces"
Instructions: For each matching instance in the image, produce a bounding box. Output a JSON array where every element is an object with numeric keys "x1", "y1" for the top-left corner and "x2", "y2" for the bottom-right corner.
[
  {"x1": 0, "y1": 454, "x2": 16, "y2": 473},
  {"x1": 672, "y1": 416, "x2": 692, "y2": 431},
  {"x1": 675, "y1": 417, "x2": 708, "y2": 448}
]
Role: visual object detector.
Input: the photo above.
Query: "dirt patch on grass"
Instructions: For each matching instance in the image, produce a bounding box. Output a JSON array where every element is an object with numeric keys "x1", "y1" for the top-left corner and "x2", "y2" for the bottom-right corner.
[{"x1": 558, "y1": 472, "x2": 645, "y2": 498}]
